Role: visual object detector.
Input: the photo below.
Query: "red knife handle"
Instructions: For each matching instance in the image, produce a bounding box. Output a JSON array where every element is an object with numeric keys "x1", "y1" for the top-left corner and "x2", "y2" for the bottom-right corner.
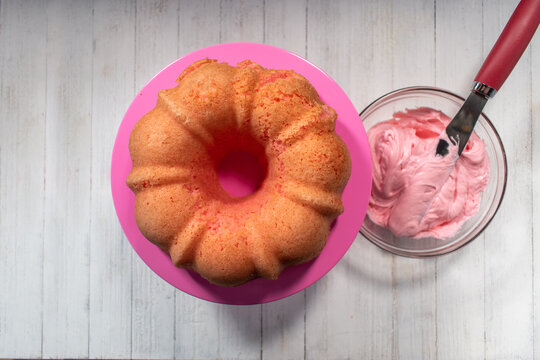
[{"x1": 474, "y1": 0, "x2": 540, "y2": 91}]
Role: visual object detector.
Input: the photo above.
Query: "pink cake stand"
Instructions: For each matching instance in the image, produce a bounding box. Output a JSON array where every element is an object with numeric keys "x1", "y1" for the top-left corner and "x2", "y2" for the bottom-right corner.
[{"x1": 111, "y1": 43, "x2": 372, "y2": 305}]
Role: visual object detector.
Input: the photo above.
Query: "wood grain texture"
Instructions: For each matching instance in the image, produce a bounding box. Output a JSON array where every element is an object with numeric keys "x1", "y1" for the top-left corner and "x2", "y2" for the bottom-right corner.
[
  {"x1": 89, "y1": 1, "x2": 135, "y2": 357},
  {"x1": 533, "y1": 28, "x2": 540, "y2": 360},
  {"x1": 261, "y1": 292, "x2": 305, "y2": 360},
  {"x1": 343, "y1": 3, "x2": 396, "y2": 357},
  {"x1": 131, "y1": 1, "x2": 178, "y2": 358},
  {"x1": 174, "y1": 2, "x2": 221, "y2": 359},
  {"x1": 42, "y1": 0, "x2": 92, "y2": 357},
  {"x1": 263, "y1": 0, "x2": 306, "y2": 56},
  {"x1": 0, "y1": 0, "x2": 47, "y2": 357},
  {"x1": 305, "y1": 2, "x2": 355, "y2": 358},
  {"x1": 182, "y1": 2, "x2": 265, "y2": 359},
  {"x1": 348, "y1": 0, "x2": 394, "y2": 112},
  {"x1": 178, "y1": 0, "x2": 221, "y2": 55},
  {"x1": 261, "y1": 2, "x2": 306, "y2": 359},
  {"x1": 391, "y1": 1, "x2": 437, "y2": 359},
  {"x1": 482, "y1": 0, "x2": 534, "y2": 359},
  {"x1": 306, "y1": 1, "x2": 394, "y2": 359},
  {"x1": 434, "y1": 1, "x2": 485, "y2": 359},
  {"x1": 220, "y1": 0, "x2": 264, "y2": 44},
  {"x1": 175, "y1": 297, "x2": 220, "y2": 359},
  {"x1": 340, "y1": 0, "x2": 396, "y2": 353},
  {"x1": 345, "y1": 13, "x2": 396, "y2": 360},
  {"x1": 175, "y1": 2, "x2": 265, "y2": 359},
  {"x1": 343, "y1": 2, "x2": 396, "y2": 356}
]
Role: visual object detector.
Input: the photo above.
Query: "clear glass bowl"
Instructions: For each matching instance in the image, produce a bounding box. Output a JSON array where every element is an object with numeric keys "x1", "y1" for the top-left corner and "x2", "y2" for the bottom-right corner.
[{"x1": 359, "y1": 87, "x2": 507, "y2": 257}]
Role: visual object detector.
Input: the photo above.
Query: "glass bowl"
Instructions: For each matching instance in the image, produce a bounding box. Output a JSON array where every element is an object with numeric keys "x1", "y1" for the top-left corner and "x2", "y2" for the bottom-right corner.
[{"x1": 359, "y1": 86, "x2": 507, "y2": 257}]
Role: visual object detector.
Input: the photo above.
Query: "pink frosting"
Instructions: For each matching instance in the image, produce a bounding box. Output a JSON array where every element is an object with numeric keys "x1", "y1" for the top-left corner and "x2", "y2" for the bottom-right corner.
[{"x1": 367, "y1": 107, "x2": 489, "y2": 239}]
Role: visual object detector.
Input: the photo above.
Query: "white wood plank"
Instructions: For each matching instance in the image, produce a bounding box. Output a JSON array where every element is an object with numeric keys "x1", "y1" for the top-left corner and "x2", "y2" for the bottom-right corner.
[
  {"x1": 436, "y1": 241, "x2": 486, "y2": 360},
  {"x1": 198, "y1": 2, "x2": 264, "y2": 359},
  {"x1": 391, "y1": 258, "x2": 437, "y2": 359},
  {"x1": 533, "y1": 26, "x2": 540, "y2": 360},
  {"x1": 132, "y1": 268, "x2": 175, "y2": 359},
  {"x1": 261, "y1": 2, "x2": 306, "y2": 359},
  {"x1": 177, "y1": 301, "x2": 263, "y2": 360},
  {"x1": 134, "y1": 0, "x2": 180, "y2": 91},
  {"x1": 178, "y1": 0, "x2": 221, "y2": 55},
  {"x1": 89, "y1": 1, "x2": 136, "y2": 357},
  {"x1": 391, "y1": 0, "x2": 438, "y2": 358},
  {"x1": 204, "y1": 2, "x2": 264, "y2": 358},
  {"x1": 306, "y1": 1, "x2": 394, "y2": 359},
  {"x1": 0, "y1": 0, "x2": 46, "y2": 357},
  {"x1": 342, "y1": 242, "x2": 395, "y2": 360},
  {"x1": 216, "y1": 304, "x2": 265, "y2": 360},
  {"x1": 41, "y1": 1, "x2": 92, "y2": 357},
  {"x1": 435, "y1": 0, "x2": 484, "y2": 94},
  {"x1": 261, "y1": 292, "x2": 304, "y2": 360},
  {"x1": 305, "y1": 0, "x2": 349, "y2": 90},
  {"x1": 131, "y1": 1, "x2": 178, "y2": 358},
  {"x1": 175, "y1": 296, "x2": 220, "y2": 359},
  {"x1": 220, "y1": 0, "x2": 264, "y2": 44},
  {"x1": 482, "y1": 0, "x2": 534, "y2": 359},
  {"x1": 348, "y1": 0, "x2": 395, "y2": 113},
  {"x1": 263, "y1": 0, "x2": 306, "y2": 56},
  {"x1": 174, "y1": 1, "x2": 221, "y2": 359},
  {"x1": 391, "y1": 0, "x2": 436, "y2": 88},
  {"x1": 434, "y1": 1, "x2": 485, "y2": 359},
  {"x1": 175, "y1": 2, "x2": 263, "y2": 359},
  {"x1": 306, "y1": 240, "x2": 395, "y2": 360}
]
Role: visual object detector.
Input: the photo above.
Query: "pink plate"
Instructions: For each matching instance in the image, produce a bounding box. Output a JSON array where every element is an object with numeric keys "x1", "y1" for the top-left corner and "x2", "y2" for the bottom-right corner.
[{"x1": 111, "y1": 43, "x2": 372, "y2": 305}]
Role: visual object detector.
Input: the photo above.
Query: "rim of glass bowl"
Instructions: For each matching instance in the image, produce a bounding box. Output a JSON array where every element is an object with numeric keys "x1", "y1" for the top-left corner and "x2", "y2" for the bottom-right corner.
[{"x1": 358, "y1": 86, "x2": 508, "y2": 258}]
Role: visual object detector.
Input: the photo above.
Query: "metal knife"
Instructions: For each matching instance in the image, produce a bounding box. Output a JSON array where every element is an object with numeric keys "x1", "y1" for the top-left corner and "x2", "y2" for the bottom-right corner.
[{"x1": 436, "y1": 0, "x2": 540, "y2": 157}]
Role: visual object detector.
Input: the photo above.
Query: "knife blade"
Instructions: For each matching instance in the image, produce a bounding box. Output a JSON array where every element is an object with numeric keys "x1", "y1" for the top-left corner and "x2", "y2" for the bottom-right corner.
[{"x1": 435, "y1": 89, "x2": 488, "y2": 157}]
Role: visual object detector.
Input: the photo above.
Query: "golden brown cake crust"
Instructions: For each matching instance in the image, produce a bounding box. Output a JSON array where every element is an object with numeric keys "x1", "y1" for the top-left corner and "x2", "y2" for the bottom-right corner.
[{"x1": 127, "y1": 59, "x2": 351, "y2": 286}]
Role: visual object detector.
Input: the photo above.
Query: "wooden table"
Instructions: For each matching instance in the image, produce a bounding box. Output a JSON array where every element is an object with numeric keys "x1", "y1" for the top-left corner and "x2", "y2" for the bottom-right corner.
[{"x1": 1, "y1": 0, "x2": 538, "y2": 358}]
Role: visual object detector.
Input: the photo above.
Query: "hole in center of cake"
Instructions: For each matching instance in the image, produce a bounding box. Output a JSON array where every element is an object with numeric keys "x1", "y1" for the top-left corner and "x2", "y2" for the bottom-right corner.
[{"x1": 218, "y1": 150, "x2": 266, "y2": 197}]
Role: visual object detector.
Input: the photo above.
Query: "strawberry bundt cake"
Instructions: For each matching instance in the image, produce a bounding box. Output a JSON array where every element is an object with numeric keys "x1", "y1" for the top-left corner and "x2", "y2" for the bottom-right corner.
[{"x1": 127, "y1": 59, "x2": 351, "y2": 286}]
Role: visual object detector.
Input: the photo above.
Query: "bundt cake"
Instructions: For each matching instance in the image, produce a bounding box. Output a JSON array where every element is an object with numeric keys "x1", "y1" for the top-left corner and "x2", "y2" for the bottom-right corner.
[{"x1": 127, "y1": 58, "x2": 351, "y2": 286}]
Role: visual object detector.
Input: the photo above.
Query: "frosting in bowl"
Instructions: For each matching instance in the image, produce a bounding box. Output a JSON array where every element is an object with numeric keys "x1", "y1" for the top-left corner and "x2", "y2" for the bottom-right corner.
[{"x1": 367, "y1": 107, "x2": 489, "y2": 239}]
